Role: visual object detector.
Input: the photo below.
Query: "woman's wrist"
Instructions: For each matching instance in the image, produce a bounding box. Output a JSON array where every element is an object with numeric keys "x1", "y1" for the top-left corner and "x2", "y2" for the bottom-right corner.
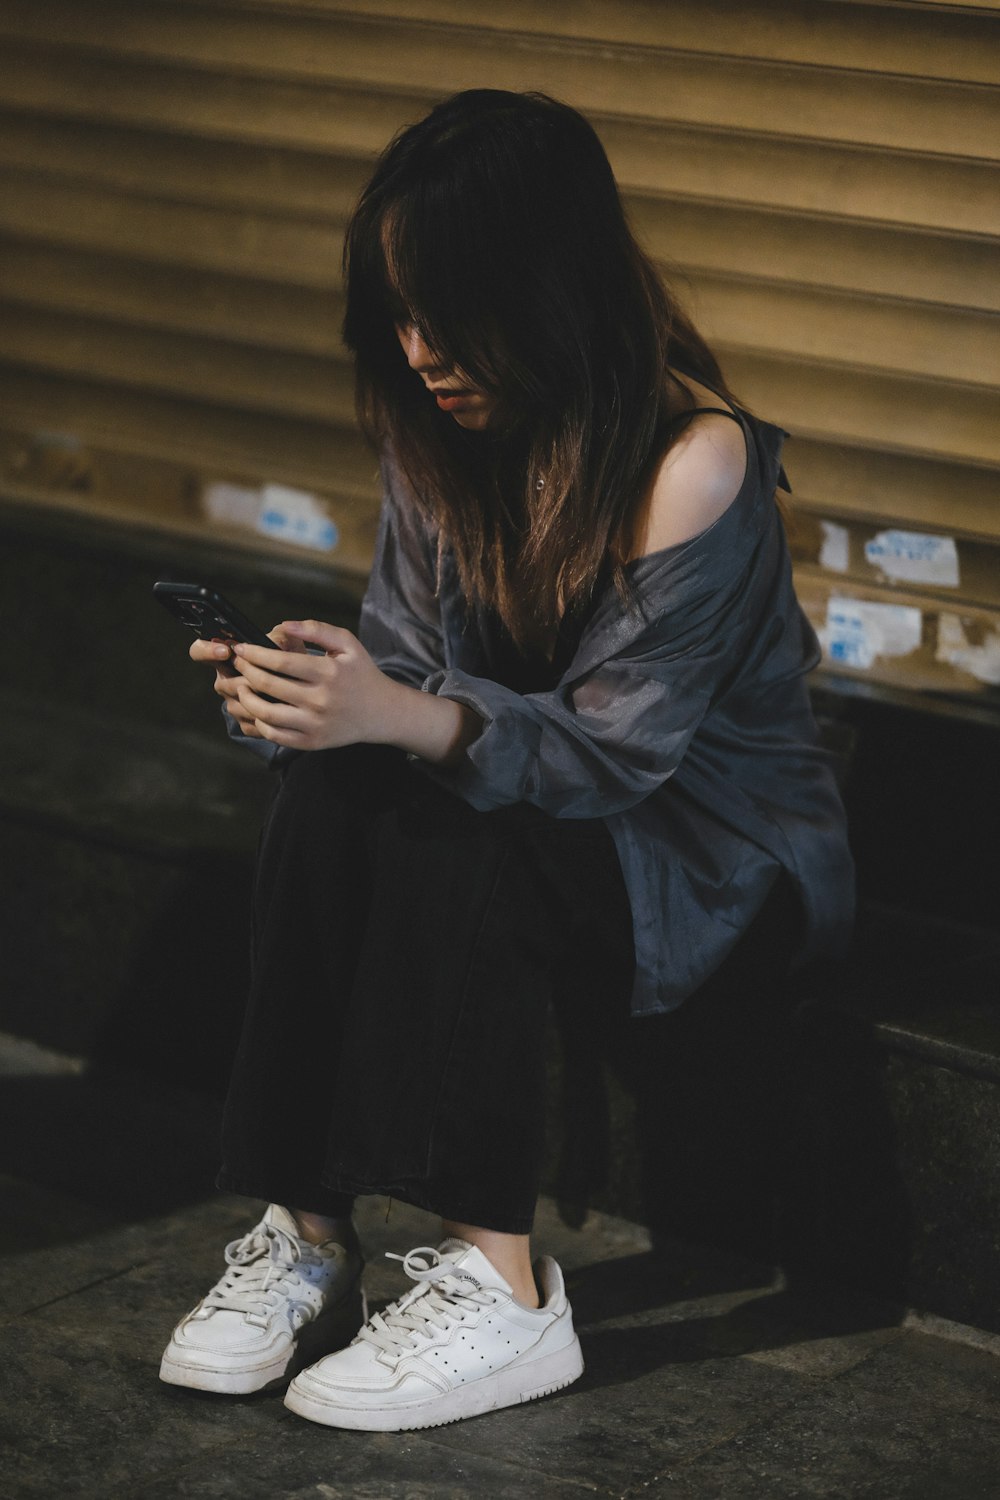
[{"x1": 376, "y1": 677, "x2": 482, "y2": 765}]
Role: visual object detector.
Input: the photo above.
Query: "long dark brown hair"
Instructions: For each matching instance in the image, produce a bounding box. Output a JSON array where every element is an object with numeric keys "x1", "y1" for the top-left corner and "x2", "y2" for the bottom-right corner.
[{"x1": 343, "y1": 90, "x2": 733, "y2": 652}]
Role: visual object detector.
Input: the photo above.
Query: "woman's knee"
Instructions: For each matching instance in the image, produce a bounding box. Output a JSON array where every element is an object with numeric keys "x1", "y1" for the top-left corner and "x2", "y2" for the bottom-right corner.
[{"x1": 276, "y1": 743, "x2": 405, "y2": 812}]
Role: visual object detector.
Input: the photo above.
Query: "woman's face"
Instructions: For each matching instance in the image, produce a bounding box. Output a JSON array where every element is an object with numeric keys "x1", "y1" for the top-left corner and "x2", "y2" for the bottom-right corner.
[{"x1": 396, "y1": 323, "x2": 495, "y2": 431}]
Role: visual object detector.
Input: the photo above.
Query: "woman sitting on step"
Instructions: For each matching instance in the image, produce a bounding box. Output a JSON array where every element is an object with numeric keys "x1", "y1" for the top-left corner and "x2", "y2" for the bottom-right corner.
[{"x1": 161, "y1": 89, "x2": 854, "y2": 1431}]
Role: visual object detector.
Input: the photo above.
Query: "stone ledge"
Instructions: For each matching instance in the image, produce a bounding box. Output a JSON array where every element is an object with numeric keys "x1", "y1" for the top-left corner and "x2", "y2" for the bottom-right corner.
[{"x1": 0, "y1": 691, "x2": 271, "y2": 859}]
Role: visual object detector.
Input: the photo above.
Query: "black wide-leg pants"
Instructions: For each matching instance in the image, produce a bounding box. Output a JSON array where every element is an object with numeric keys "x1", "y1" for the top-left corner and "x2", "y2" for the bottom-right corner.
[{"x1": 217, "y1": 744, "x2": 636, "y2": 1233}]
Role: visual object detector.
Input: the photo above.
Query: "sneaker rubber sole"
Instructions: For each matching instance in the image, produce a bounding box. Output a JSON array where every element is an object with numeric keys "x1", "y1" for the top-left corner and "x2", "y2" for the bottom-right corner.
[
  {"x1": 283, "y1": 1331, "x2": 584, "y2": 1431},
  {"x1": 159, "y1": 1275, "x2": 367, "y2": 1395},
  {"x1": 159, "y1": 1344, "x2": 294, "y2": 1395}
]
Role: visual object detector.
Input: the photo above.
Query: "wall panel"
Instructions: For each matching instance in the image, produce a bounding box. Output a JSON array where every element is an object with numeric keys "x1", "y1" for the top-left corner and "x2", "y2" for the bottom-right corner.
[{"x1": 1, "y1": 0, "x2": 997, "y2": 701}]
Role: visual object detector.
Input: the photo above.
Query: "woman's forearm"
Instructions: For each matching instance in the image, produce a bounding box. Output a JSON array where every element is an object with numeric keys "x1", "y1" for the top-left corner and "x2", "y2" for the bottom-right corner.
[{"x1": 378, "y1": 677, "x2": 483, "y2": 766}]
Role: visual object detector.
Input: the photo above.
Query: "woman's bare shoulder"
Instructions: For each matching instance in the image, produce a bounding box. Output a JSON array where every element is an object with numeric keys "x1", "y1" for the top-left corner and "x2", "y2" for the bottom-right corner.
[{"x1": 629, "y1": 377, "x2": 748, "y2": 562}]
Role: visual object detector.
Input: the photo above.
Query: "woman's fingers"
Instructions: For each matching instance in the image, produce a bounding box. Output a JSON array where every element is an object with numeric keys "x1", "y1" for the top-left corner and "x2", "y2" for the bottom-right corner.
[
  {"x1": 213, "y1": 670, "x2": 244, "y2": 702},
  {"x1": 225, "y1": 702, "x2": 258, "y2": 729},
  {"x1": 232, "y1": 652, "x2": 311, "y2": 701},
  {"x1": 190, "y1": 637, "x2": 233, "y2": 664},
  {"x1": 219, "y1": 678, "x2": 259, "y2": 731},
  {"x1": 236, "y1": 681, "x2": 307, "y2": 732},
  {"x1": 232, "y1": 641, "x2": 319, "y2": 682},
  {"x1": 275, "y1": 619, "x2": 356, "y2": 654},
  {"x1": 268, "y1": 623, "x2": 309, "y2": 652},
  {"x1": 252, "y1": 718, "x2": 302, "y2": 745},
  {"x1": 233, "y1": 717, "x2": 264, "y2": 738},
  {"x1": 187, "y1": 633, "x2": 269, "y2": 742}
]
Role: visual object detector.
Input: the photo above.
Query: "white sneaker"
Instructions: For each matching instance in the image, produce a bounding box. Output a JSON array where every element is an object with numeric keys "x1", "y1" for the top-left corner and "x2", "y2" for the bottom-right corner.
[
  {"x1": 283, "y1": 1238, "x2": 584, "y2": 1430},
  {"x1": 159, "y1": 1204, "x2": 364, "y2": 1394}
]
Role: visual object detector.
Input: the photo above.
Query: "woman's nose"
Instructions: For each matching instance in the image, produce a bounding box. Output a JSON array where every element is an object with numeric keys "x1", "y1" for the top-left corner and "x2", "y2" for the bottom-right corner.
[{"x1": 399, "y1": 323, "x2": 434, "y2": 371}]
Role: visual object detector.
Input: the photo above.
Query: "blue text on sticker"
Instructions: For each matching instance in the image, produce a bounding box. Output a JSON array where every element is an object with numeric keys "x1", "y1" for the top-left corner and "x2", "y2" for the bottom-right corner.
[
  {"x1": 256, "y1": 483, "x2": 340, "y2": 553},
  {"x1": 821, "y1": 597, "x2": 923, "y2": 672},
  {"x1": 864, "y1": 530, "x2": 959, "y2": 587}
]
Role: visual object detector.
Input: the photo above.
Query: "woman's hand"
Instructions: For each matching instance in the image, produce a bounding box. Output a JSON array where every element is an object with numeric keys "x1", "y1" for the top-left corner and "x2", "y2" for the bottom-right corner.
[
  {"x1": 188, "y1": 624, "x2": 309, "y2": 740},
  {"x1": 228, "y1": 619, "x2": 483, "y2": 762},
  {"x1": 227, "y1": 620, "x2": 400, "y2": 751}
]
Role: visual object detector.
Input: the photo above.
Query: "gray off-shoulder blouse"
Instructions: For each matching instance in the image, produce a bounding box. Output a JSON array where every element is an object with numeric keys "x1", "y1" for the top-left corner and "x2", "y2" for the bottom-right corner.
[
  {"x1": 357, "y1": 410, "x2": 855, "y2": 1016},
  {"x1": 231, "y1": 406, "x2": 854, "y2": 1015}
]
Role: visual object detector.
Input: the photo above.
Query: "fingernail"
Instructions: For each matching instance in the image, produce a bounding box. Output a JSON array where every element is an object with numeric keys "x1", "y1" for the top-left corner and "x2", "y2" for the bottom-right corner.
[{"x1": 213, "y1": 644, "x2": 229, "y2": 659}]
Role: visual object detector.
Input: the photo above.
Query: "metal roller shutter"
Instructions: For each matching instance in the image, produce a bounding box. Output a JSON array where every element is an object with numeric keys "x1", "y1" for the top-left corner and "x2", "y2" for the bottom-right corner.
[{"x1": 1, "y1": 0, "x2": 997, "y2": 702}]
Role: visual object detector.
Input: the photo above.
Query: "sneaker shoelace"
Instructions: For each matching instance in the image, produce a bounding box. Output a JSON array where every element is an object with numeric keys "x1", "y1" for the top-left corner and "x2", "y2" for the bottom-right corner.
[
  {"x1": 357, "y1": 1246, "x2": 498, "y2": 1361},
  {"x1": 197, "y1": 1222, "x2": 324, "y2": 1329}
]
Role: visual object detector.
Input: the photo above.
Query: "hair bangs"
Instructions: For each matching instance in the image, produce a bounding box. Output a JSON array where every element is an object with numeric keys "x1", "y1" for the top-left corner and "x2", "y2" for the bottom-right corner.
[{"x1": 377, "y1": 191, "x2": 509, "y2": 398}]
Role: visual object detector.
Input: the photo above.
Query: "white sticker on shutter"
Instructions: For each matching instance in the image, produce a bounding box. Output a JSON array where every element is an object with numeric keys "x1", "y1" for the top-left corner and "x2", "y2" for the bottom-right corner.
[
  {"x1": 821, "y1": 597, "x2": 923, "y2": 670},
  {"x1": 864, "y1": 530, "x2": 959, "y2": 588}
]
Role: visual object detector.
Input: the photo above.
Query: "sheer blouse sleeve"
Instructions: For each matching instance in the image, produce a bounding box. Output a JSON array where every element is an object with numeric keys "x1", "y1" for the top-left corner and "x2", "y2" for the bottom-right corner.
[{"x1": 422, "y1": 494, "x2": 778, "y2": 819}]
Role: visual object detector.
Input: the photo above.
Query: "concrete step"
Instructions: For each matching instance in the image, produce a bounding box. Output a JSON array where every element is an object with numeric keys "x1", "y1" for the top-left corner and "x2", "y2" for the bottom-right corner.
[
  {"x1": 0, "y1": 695, "x2": 266, "y2": 1077},
  {"x1": 545, "y1": 906, "x2": 1000, "y2": 1334},
  {"x1": 3, "y1": 1050, "x2": 1000, "y2": 1500},
  {"x1": 0, "y1": 496, "x2": 359, "y2": 1080}
]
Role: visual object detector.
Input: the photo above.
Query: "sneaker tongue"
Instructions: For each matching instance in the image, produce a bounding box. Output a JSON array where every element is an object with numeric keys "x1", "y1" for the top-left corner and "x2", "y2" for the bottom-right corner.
[
  {"x1": 263, "y1": 1203, "x2": 301, "y2": 1237},
  {"x1": 435, "y1": 1239, "x2": 514, "y2": 1298}
]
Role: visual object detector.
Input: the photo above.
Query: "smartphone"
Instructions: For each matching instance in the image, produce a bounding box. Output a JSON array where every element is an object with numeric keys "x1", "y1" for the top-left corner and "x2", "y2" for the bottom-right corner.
[
  {"x1": 153, "y1": 581, "x2": 277, "y2": 650},
  {"x1": 154, "y1": 581, "x2": 283, "y2": 702}
]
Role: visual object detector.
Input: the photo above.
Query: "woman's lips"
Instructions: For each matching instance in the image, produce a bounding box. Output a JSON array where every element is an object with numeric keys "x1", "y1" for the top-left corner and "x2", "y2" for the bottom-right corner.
[{"x1": 434, "y1": 391, "x2": 475, "y2": 411}]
